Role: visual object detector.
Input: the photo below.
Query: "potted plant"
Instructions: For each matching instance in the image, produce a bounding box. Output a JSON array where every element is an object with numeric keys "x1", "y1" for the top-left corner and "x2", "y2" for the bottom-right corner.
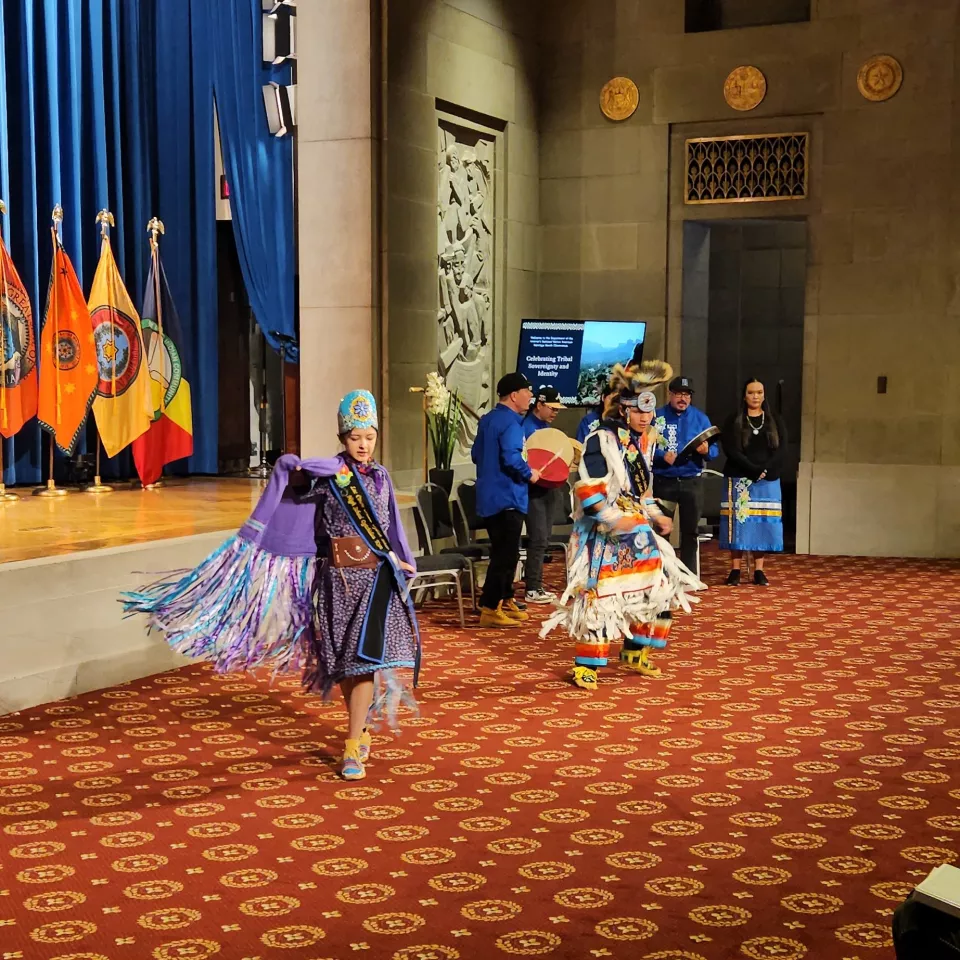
[{"x1": 424, "y1": 371, "x2": 463, "y2": 495}]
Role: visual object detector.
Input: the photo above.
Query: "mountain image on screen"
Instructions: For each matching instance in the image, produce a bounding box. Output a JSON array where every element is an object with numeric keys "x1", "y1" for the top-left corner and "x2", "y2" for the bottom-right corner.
[
  {"x1": 576, "y1": 339, "x2": 643, "y2": 404},
  {"x1": 579, "y1": 339, "x2": 640, "y2": 364}
]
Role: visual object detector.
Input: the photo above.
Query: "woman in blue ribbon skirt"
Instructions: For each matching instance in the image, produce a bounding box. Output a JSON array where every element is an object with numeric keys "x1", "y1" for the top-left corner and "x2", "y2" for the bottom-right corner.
[{"x1": 720, "y1": 379, "x2": 787, "y2": 587}]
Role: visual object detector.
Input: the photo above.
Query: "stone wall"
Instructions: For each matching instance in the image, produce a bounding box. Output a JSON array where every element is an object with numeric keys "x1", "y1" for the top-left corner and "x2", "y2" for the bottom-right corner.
[
  {"x1": 383, "y1": 0, "x2": 541, "y2": 491},
  {"x1": 536, "y1": 0, "x2": 960, "y2": 557}
]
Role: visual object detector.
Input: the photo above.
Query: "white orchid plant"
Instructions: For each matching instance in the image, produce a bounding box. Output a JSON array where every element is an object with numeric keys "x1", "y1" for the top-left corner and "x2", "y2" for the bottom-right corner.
[{"x1": 424, "y1": 371, "x2": 463, "y2": 471}]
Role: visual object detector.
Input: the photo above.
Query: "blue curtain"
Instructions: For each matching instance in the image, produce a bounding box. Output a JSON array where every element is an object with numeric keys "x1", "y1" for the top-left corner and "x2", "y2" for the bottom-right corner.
[
  {"x1": 150, "y1": 0, "x2": 218, "y2": 474},
  {"x1": 0, "y1": 0, "x2": 295, "y2": 484},
  {"x1": 204, "y1": 0, "x2": 296, "y2": 356}
]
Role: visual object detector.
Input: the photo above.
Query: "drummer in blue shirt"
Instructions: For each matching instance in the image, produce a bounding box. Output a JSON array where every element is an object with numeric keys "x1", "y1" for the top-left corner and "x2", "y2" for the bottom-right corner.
[{"x1": 652, "y1": 375, "x2": 718, "y2": 576}]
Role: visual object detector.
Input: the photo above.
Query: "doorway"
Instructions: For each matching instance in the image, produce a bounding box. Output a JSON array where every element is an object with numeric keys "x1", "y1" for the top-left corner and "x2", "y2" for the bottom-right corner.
[{"x1": 681, "y1": 218, "x2": 806, "y2": 550}]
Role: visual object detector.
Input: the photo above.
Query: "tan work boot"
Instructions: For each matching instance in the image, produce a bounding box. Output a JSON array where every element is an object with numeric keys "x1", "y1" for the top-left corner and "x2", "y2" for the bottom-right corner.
[
  {"x1": 479, "y1": 603, "x2": 515, "y2": 627},
  {"x1": 502, "y1": 599, "x2": 530, "y2": 622}
]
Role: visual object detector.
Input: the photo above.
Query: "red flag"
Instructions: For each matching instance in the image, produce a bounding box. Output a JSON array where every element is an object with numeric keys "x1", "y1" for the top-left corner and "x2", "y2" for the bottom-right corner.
[{"x1": 131, "y1": 249, "x2": 193, "y2": 484}]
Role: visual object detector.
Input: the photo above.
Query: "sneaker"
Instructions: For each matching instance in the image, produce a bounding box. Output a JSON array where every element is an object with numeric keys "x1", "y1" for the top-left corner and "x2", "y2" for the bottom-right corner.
[
  {"x1": 341, "y1": 740, "x2": 366, "y2": 781},
  {"x1": 753, "y1": 570, "x2": 769, "y2": 587},
  {"x1": 501, "y1": 599, "x2": 529, "y2": 621},
  {"x1": 479, "y1": 603, "x2": 515, "y2": 627},
  {"x1": 358, "y1": 729, "x2": 372, "y2": 763},
  {"x1": 725, "y1": 569, "x2": 741, "y2": 586},
  {"x1": 525, "y1": 589, "x2": 557, "y2": 604}
]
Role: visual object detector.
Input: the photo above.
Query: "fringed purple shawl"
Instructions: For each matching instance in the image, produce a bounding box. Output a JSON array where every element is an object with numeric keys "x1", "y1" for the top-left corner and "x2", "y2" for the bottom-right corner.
[
  {"x1": 122, "y1": 453, "x2": 416, "y2": 675},
  {"x1": 241, "y1": 454, "x2": 416, "y2": 566}
]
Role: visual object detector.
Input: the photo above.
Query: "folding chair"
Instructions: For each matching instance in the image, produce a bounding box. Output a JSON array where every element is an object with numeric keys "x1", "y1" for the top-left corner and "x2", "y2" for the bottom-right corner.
[
  {"x1": 417, "y1": 484, "x2": 480, "y2": 609},
  {"x1": 454, "y1": 480, "x2": 490, "y2": 546},
  {"x1": 407, "y1": 498, "x2": 470, "y2": 627}
]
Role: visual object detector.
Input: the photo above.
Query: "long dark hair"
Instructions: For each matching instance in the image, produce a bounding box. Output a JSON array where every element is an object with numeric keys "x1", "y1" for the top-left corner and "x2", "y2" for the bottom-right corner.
[{"x1": 733, "y1": 378, "x2": 779, "y2": 449}]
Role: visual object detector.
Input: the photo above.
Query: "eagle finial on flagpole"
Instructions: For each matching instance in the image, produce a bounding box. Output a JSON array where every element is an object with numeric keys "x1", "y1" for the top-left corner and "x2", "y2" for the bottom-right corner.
[
  {"x1": 96, "y1": 209, "x2": 115, "y2": 239},
  {"x1": 147, "y1": 217, "x2": 165, "y2": 252},
  {"x1": 51, "y1": 204, "x2": 63, "y2": 242}
]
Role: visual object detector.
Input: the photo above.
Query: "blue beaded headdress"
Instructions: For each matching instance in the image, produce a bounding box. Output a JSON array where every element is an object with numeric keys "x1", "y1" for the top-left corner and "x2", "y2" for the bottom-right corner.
[{"x1": 338, "y1": 390, "x2": 378, "y2": 434}]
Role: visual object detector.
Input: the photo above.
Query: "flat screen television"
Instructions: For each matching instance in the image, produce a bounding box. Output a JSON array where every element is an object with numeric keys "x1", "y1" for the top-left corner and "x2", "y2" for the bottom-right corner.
[{"x1": 516, "y1": 319, "x2": 647, "y2": 407}]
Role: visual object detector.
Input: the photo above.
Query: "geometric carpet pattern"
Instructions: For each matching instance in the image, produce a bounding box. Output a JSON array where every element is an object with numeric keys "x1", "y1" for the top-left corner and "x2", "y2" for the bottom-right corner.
[{"x1": 2, "y1": 553, "x2": 960, "y2": 959}]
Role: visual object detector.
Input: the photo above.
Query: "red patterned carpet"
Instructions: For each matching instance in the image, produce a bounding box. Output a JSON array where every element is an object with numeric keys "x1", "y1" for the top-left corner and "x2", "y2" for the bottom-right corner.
[{"x1": 3, "y1": 552, "x2": 960, "y2": 960}]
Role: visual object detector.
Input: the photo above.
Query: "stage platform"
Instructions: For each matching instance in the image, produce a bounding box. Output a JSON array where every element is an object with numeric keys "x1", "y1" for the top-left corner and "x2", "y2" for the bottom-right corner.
[
  {"x1": 0, "y1": 477, "x2": 266, "y2": 564},
  {"x1": 0, "y1": 476, "x2": 417, "y2": 715},
  {"x1": 0, "y1": 476, "x2": 418, "y2": 564}
]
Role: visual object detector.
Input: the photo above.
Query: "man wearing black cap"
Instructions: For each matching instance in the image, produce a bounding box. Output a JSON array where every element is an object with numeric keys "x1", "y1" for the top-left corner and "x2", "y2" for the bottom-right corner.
[
  {"x1": 652, "y1": 375, "x2": 718, "y2": 575},
  {"x1": 522, "y1": 385, "x2": 566, "y2": 604},
  {"x1": 471, "y1": 373, "x2": 541, "y2": 627}
]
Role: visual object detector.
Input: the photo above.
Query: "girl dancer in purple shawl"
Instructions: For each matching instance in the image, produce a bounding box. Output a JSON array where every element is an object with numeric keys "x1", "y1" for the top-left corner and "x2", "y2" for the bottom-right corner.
[{"x1": 123, "y1": 390, "x2": 420, "y2": 782}]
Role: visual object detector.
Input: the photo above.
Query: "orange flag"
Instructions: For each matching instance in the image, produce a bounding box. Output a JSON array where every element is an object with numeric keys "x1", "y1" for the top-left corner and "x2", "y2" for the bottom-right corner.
[
  {"x1": 0, "y1": 234, "x2": 37, "y2": 438},
  {"x1": 37, "y1": 229, "x2": 97, "y2": 455}
]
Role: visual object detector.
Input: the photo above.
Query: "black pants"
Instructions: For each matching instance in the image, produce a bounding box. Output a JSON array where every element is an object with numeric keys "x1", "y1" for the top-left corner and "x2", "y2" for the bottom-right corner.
[
  {"x1": 893, "y1": 896, "x2": 960, "y2": 958},
  {"x1": 480, "y1": 509, "x2": 525, "y2": 610},
  {"x1": 653, "y1": 475, "x2": 704, "y2": 574}
]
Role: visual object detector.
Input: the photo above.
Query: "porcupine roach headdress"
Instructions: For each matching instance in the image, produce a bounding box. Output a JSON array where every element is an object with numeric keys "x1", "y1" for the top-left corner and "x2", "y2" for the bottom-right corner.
[{"x1": 603, "y1": 360, "x2": 673, "y2": 418}]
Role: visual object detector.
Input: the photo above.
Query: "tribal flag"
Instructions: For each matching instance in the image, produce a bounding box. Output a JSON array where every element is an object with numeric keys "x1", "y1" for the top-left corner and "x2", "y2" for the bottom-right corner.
[
  {"x1": 0, "y1": 233, "x2": 37, "y2": 438},
  {"x1": 88, "y1": 237, "x2": 153, "y2": 457},
  {"x1": 37, "y1": 230, "x2": 97, "y2": 454},
  {"x1": 131, "y1": 251, "x2": 193, "y2": 485}
]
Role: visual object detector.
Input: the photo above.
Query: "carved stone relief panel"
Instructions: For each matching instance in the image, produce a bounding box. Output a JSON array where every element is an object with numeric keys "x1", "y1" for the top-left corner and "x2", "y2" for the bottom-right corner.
[{"x1": 437, "y1": 120, "x2": 494, "y2": 453}]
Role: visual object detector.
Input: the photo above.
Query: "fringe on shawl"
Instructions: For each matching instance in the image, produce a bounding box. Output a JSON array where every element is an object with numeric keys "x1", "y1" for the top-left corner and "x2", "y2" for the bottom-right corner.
[
  {"x1": 121, "y1": 536, "x2": 315, "y2": 676},
  {"x1": 540, "y1": 530, "x2": 704, "y2": 643}
]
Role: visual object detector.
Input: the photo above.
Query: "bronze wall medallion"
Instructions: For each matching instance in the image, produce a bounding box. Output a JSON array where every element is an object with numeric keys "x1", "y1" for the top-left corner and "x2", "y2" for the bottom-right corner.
[
  {"x1": 723, "y1": 66, "x2": 767, "y2": 111},
  {"x1": 857, "y1": 54, "x2": 902, "y2": 102},
  {"x1": 600, "y1": 77, "x2": 640, "y2": 121}
]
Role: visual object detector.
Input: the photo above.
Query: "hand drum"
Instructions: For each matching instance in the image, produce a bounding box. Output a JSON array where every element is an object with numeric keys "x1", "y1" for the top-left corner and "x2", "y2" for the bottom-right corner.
[
  {"x1": 525, "y1": 428, "x2": 575, "y2": 489},
  {"x1": 675, "y1": 425, "x2": 720, "y2": 465}
]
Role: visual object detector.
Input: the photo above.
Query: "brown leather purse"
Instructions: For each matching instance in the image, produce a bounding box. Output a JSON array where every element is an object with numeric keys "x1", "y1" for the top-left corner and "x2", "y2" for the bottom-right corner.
[{"x1": 330, "y1": 536, "x2": 379, "y2": 569}]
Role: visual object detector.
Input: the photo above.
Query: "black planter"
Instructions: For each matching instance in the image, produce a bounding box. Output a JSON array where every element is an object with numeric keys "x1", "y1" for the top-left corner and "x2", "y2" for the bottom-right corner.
[{"x1": 428, "y1": 468, "x2": 455, "y2": 496}]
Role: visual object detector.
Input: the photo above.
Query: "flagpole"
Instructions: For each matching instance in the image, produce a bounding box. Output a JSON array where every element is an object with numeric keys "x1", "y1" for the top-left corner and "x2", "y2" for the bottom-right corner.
[
  {"x1": 248, "y1": 319, "x2": 270, "y2": 479},
  {"x1": 143, "y1": 217, "x2": 166, "y2": 490},
  {"x1": 83, "y1": 210, "x2": 115, "y2": 494},
  {"x1": 0, "y1": 200, "x2": 19, "y2": 502},
  {"x1": 34, "y1": 206, "x2": 69, "y2": 498}
]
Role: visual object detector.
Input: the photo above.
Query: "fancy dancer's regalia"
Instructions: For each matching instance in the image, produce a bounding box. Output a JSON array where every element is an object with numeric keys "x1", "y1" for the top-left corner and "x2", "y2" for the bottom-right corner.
[
  {"x1": 123, "y1": 390, "x2": 420, "y2": 779},
  {"x1": 541, "y1": 362, "x2": 705, "y2": 690}
]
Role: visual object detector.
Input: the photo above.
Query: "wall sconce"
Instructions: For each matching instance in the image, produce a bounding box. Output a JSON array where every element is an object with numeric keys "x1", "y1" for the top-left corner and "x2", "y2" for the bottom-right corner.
[
  {"x1": 262, "y1": 81, "x2": 297, "y2": 137},
  {"x1": 263, "y1": 1, "x2": 296, "y2": 64}
]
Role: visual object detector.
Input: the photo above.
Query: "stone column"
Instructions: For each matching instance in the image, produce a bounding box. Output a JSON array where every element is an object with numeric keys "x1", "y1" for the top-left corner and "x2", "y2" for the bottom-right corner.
[{"x1": 296, "y1": 0, "x2": 380, "y2": 455}]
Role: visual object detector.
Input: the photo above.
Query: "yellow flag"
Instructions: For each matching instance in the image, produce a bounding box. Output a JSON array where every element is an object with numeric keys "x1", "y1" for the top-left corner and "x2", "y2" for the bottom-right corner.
[{"x1": 89, "y1": 237, "x2": 154, "y2": 457}]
